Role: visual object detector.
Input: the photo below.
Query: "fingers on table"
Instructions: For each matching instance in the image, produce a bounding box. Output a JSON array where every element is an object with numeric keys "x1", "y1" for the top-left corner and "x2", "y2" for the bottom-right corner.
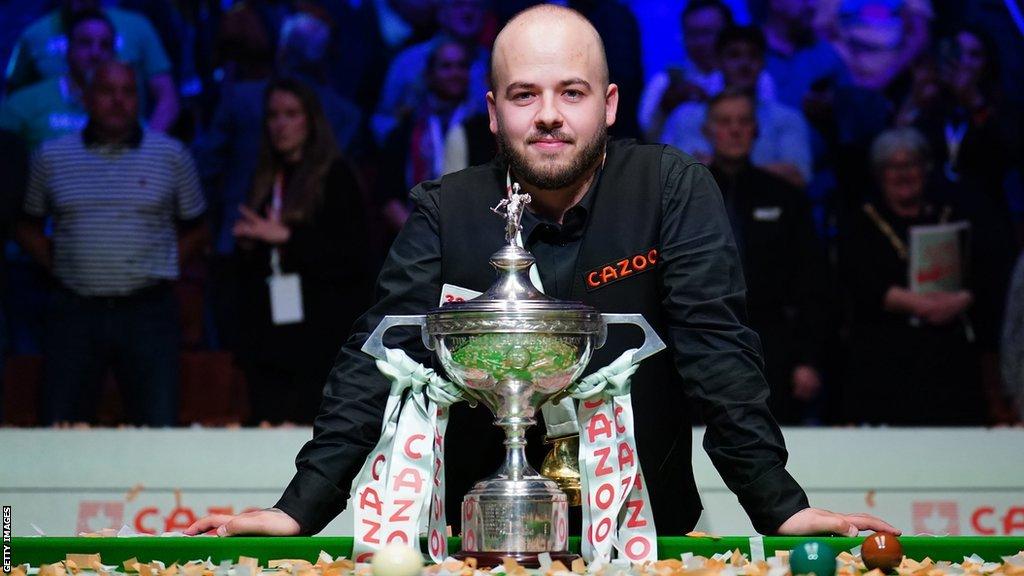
[
  {"x1": 220, "y1": 512, "x2": 284, "y2": 536},
  {"x1": 185, "y1": 514, "x2": 235, "y2": 535},
  {"x1": 822, "y1": 512, "x2": 857, "y2": 537},
  {"x1": 844, "y1": 513, "x2": 902, "y2": 535}
]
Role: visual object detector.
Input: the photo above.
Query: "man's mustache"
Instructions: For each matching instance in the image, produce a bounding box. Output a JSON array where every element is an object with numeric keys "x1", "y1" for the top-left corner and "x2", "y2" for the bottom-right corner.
[{"x1": 527, "y1": 130, "x2": 574, "y2": 144}]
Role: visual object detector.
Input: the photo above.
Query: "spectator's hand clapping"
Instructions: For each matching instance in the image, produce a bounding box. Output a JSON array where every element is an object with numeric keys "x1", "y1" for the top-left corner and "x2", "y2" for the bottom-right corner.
[
  {"x1": 917, "y1": 290, "x2": 973, "y2": 326},
  {"x1": 233, "y1": 205, "x2": 292, "y2": 245}
]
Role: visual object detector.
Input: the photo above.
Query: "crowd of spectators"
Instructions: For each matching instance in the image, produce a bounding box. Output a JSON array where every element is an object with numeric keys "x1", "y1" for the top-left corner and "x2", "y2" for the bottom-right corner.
[{"x1": 0, "y1": 0, "x2": 1022, "y2": 428}]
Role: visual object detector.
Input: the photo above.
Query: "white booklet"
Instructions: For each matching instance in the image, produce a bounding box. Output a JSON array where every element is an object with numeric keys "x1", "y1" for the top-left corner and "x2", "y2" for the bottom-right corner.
[{"x1": 908, "y1": 221, "x2": 970, "y2": 293}]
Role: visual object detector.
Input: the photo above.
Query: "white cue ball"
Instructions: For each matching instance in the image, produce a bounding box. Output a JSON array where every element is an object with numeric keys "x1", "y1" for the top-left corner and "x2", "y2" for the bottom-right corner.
[{"x1": 370, "y1": 543, "x2": 425, "y2": 576}]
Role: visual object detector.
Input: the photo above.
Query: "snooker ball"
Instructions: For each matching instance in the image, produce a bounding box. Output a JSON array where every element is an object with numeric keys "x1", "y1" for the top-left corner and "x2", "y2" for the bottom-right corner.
[
  {"x1": 789, "y1": 540, "x2": 837, "y2": 576},
  {"x1": 861, "y1": 532, "x2": 903, "y2": 572},
  {"x1": 370, "y1": 543, "x2": 424, "y2": 576}
]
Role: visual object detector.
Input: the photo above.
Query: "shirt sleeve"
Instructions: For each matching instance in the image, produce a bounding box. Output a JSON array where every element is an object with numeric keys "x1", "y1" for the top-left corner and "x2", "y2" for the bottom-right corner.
[
  {"x1": 0, "y1": 92, "x2": 28, "y2": 134},
  {"x1": 4, "y1": 34, "x2": 38, "y2": 92},
  {"x1": 274, "y1": 180, "x2": 444, "y2": 534},
  {"x1": 658, "y1": 149, "x2": 809, "y2": 533},
  {"x1": 770, "y1": 104, "x2": 813, "y2": 182},
  {"x1": 23, "y1": 147, "x2": 52, "y2": 218},
  {"x1": 638, "y1": 71, "x2": 670, "y2": 141},
  {"x1": 172, "y1": 142, "x2": 206, "y2": 220},
  {"x1": 660, "y1": 103, "x2": 710, "y2": 157}
]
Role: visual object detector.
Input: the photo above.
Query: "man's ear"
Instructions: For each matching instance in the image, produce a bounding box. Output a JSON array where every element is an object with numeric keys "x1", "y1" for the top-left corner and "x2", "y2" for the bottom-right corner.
[
  {"x1": 487, "y1": 91, "x2": 498, "y2": 135},
  {"x1": 605, "y1": 83, "x2": 619, "y2": 127}
]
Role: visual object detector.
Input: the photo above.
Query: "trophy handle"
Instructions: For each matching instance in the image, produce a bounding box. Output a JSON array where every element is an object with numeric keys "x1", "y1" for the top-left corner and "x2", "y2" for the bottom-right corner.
[
  {"x1": 600, "y1": 313, "x2": 667, "y2": 364},
  {"x1": 360, "y1": 315, "x2": 430, "y2": 361}
]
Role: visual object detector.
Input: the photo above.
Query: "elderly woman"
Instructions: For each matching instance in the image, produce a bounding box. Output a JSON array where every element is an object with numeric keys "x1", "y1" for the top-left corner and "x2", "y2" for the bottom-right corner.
[{"x1": 839, "y1": 127, "x2": 1008, "y2": 425}]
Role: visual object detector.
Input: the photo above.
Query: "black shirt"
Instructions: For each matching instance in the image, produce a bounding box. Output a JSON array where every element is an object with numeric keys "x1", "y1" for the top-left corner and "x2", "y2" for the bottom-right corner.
[
  {"x1": 521, "y1": 173, "x2": 596, "y2": 300},
  {"x1": 275, "y1": 145, "x2": 807, "y2": 535},
  {"x1": 709, "y1": 162, "x2": 828, "y2": 420}
]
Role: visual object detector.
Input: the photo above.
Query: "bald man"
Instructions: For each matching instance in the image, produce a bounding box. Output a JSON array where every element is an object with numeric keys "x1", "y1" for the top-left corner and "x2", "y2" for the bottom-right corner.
[
  {"x1": 188, "y1": 6, "x2": 896, "y2": 540},
  {"x1": 15, "y1": 61, "x2": 206, "y2": 426}
]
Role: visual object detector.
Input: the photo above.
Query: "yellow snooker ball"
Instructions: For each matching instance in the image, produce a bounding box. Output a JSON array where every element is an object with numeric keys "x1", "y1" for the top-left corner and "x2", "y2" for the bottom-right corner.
[{"x1": 370, "y1": 543, "x2": 425, "y2": 576}]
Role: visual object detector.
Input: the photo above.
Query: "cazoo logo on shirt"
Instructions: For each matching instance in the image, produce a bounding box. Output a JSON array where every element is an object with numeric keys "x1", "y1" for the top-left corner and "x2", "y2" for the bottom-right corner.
[{"x1": 585, "y1": 248, "x2": 659, "y2": 291}]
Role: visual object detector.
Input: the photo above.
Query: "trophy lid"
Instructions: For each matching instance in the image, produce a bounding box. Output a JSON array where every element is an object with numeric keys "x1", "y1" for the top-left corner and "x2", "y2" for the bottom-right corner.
[{"x1": 425, "y1": 185, "x2": 602, "y2": 336}]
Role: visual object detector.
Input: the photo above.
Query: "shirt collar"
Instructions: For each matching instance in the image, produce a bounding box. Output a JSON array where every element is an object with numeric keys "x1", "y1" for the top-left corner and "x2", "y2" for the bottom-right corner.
[
  {"x1": 82, "y1": 120, "x2": 144, "y2": 148},
  {"x1": 518, "y1": 165, "x2": 602, "y2": 246}
]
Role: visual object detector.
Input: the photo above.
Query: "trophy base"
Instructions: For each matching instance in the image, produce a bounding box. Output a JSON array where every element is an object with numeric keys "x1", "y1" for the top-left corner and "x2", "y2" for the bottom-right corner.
[
  {"x1": 459, "y1": 473, "x2": 571, "y2": 568},
  {"x1": 452, "y1": 550, "x2": 581, "y2": 569}
]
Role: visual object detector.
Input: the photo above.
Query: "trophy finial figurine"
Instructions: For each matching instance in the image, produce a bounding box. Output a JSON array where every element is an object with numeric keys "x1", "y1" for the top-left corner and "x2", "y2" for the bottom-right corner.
[{"x1": 492, "y1": 182, "x2": 531, "y2": 245}]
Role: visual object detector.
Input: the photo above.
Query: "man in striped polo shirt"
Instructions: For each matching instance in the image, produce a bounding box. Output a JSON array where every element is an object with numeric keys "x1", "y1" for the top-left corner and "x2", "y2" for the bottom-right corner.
[{"x1": 16, "y1": 61, "x2": 207, "y2": 426}]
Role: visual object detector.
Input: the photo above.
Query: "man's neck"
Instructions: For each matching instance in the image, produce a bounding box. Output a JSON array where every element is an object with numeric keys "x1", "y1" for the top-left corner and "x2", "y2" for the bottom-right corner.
[
  {"x1": 691, "y1": 57, "x2": 717, "y2": 76},
  {"x1": 92, "y1": 125, "x2": 135, "y2": 145},
  {"x1": 66, "y1": 72, "x2": 84, "y2": 97},
  {"x1": 886, "y1": 197, "x2": 923, "y2": 219},
  {"x1": 711, "y1": 155, "x2": 748, "y2": 180},
  {"x1": 517, "y1": 163, "x2": 600, "y2": 224},
  {"x1": 428, "y1": 93, "x2": 460, "y2": 116}
]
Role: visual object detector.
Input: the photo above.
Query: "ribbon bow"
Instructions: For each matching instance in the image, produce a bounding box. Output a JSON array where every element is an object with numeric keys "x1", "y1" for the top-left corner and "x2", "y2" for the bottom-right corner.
[
  {"x1": 568, "y1": 348, "x2": 641, "y2": 400},
  {"x1": 376, "y1": 348, "x2": 465, "y2": 407},
  {"x1": 353, "y1": 348, "x2": 463, "y2": 564}
]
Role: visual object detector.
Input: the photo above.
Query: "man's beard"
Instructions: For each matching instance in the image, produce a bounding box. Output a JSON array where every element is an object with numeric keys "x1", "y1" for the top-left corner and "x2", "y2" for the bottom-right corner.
[{"x1": 497, "y1": 121, "x2": 607, "y2": 190}]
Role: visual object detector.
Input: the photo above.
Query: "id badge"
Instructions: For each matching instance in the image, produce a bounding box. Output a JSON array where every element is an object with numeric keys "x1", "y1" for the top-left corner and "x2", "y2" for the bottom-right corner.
[{"x1": 268, "y1": 273, "x2": 304, "y2": 325}]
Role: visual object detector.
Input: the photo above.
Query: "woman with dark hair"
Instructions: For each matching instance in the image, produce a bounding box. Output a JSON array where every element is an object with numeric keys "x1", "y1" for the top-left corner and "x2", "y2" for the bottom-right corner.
[{"x1": 233, "y1": 77, "x2": 372, "y2": 425}]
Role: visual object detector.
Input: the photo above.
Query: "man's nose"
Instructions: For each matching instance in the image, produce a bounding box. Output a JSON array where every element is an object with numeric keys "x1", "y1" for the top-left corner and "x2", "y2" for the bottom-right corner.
[{"x1": 535, "y1": 92, "x2": 564, "y2": 129}]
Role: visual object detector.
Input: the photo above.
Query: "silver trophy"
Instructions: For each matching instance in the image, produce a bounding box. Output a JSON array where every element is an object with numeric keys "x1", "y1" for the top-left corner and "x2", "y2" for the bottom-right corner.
[{"x1": 362, "y1": 186, "x2": 664, "y2": 567}]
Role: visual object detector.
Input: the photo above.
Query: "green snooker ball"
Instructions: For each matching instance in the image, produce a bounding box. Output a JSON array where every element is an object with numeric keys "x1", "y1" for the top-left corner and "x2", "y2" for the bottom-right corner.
[{"x1": 789, "y1": 540, "x2": 837, "y2": 576}]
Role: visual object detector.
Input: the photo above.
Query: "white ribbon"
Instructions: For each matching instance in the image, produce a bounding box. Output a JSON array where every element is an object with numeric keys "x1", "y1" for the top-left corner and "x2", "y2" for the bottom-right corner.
[
  {"x1": 352, "y1": 348, "x2": 463, "y2": 563},
  {"x1": 570, "y1": 349, "x2": 658, "y2": 565},
  {"x1": 427, "y1": 405, "x2": 450, "y2": 560}
]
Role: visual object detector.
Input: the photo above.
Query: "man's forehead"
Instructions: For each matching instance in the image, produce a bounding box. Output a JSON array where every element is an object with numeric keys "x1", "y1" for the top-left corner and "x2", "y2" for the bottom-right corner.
[
  {"x1": 493, "y1": 28, "x2": 602, "y2": 87},
  {"x1": 709, "y1": 99, "x2": 754, "y2": 117}
]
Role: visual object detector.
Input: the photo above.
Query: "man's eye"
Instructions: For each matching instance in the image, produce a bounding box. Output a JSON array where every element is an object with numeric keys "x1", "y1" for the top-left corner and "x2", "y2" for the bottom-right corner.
[
  {"x1": 564, "y1": 89, "x2": 584, "y2": 101},
  {"x1": 512, "y1": 92, "x2": 534, "y2": 102}
]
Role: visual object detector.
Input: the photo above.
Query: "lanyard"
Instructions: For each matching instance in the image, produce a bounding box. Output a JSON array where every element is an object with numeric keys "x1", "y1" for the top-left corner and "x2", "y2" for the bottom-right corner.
[
  {"x1": 270, "y1": 171, "x2": 284, "y2": 222},
  {"x1": 270, "y1": 172, "x2": 285, "y2": 274},
  {"x1": 944, "y1": 120, "x2": 968, "y2": 181},
  {"x1": 862, "y1": 203, "x2": 952, "y2": 261},
  {"x1": 428, "y1": 105, "x2": 468, "y2": 179}
]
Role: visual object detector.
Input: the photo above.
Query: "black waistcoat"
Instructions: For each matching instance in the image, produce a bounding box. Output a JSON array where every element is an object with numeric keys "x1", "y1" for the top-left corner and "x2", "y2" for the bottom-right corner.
[{"x1": 436, "y1": 140, "x2": 701, "y2": 534}]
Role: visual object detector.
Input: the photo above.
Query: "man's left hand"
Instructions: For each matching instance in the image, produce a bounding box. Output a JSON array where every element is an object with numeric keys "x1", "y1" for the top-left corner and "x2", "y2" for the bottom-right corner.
[{"x1": 777, "y1": 508, "x2": 901, "y2": 536}]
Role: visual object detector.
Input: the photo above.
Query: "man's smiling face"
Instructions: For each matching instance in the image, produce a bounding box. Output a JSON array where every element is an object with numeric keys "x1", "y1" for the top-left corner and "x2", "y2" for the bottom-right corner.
[{"x1": 487, "y1": 11, "x2": 617, "y2": 190}]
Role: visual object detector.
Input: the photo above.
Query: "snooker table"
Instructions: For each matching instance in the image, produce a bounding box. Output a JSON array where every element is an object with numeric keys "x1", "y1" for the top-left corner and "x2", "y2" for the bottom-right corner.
[{"x1": 9, "y1": 536, "x2": 1024, "y2": 567}]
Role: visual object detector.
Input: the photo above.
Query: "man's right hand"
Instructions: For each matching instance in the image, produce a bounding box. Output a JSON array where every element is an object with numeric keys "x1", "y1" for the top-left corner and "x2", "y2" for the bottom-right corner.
[{"x1": 184, "y1": 508, "x2": 302, "y2": 537}]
